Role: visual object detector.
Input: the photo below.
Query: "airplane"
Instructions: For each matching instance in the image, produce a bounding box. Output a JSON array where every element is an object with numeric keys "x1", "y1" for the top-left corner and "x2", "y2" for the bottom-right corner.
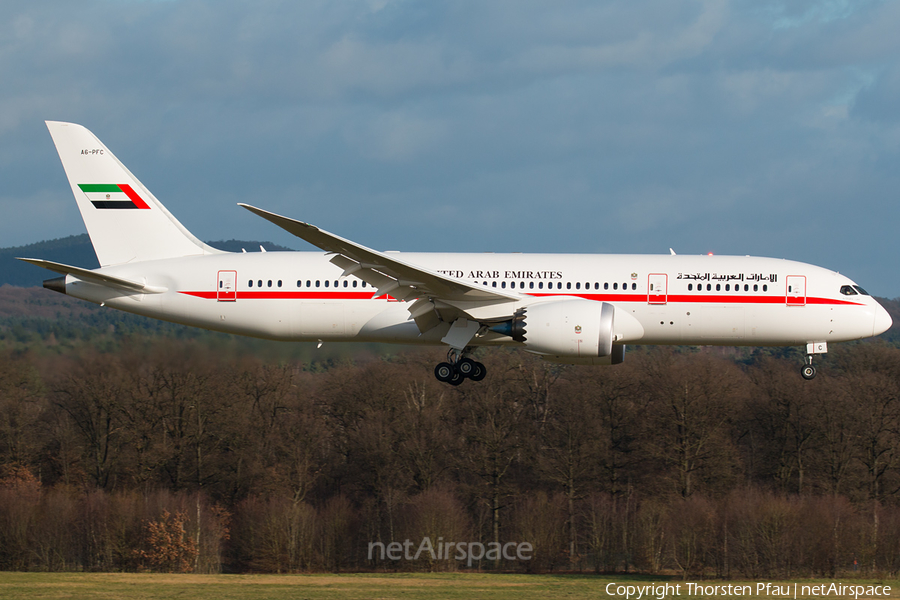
[{"x1": 19, "y1": 121, "x2": 892, "y2": 385}]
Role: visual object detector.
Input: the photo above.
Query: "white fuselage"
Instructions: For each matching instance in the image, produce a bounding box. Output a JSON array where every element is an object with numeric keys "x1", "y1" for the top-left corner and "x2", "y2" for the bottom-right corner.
[{"x1": 62, "y1": 251, "x2": 890, "y2": 349}]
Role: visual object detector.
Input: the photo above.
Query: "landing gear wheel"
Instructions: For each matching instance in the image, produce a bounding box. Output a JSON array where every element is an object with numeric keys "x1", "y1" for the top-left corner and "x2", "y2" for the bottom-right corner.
[
  {"x1": 801, "y1": 364, "x2": 817, "y2": 380},
  {"x1": 448, "y1": 369, "x2": 465, "y2": 386},
  {"x1": 435, "y1": 362, "x2": 456, "y2": 383},
  {"x1": 457, "y1": 358, "x2": 476, "y2": 378},
  {"x1": 470, "y1": 361, "x2": 486, "y2": 381}
]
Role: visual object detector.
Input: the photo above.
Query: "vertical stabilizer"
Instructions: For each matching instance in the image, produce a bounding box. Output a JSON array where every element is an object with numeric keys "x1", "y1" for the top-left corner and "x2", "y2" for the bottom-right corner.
[{"x1": 45, "y1": 121, "x2": 222, "y2": 266}]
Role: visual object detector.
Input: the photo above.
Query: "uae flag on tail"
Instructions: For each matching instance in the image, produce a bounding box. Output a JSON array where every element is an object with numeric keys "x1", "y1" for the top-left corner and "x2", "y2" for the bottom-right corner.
[{"x1": 78, "y1": 184, "x2": 150, "y2": 209}]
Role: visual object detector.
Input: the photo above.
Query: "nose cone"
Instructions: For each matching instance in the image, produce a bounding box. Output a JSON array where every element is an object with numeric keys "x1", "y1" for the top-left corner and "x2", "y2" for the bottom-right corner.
[{"x1": 874, "y1": 302, "x2": 893, "y2": 336}]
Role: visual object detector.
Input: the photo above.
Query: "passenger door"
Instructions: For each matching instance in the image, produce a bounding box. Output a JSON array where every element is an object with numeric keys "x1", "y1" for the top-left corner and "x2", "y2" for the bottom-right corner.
[
  {"x1": 648, "y1": 273, "x2": 667, "y2": 305},
  {"x1": 217, "y1": 270, "x2": 237, "y2": 302},
  {"x1": 786, "y1": 275, "x2": 806, "y2": 306}
]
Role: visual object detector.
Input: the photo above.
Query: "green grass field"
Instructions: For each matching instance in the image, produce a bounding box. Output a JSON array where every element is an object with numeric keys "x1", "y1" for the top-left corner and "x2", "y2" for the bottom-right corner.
[{"x1": 0, "y1": 573, "x2": 897, "y2": 600}]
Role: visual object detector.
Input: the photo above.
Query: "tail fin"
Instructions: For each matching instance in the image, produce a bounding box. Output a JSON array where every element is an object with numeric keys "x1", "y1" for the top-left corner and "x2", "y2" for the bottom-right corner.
[{"x1": 46, "y1": 121, "x2": 222, "y2": 266}]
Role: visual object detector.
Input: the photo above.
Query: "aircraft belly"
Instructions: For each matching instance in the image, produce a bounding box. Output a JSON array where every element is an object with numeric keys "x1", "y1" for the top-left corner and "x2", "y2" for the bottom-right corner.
[
  {"x1": 744, "y1": 305, "x2": 826, "y2": 345},
  {"x1": 357, "y1": 303, "x2": 445, "y2": 343},
  {"x1": 295, "y1": 303, "x2": 345, "y2": 337},
  {"x1": 697, "y1": 306, "x2": 746, "y2": 342},
  {"x1": 632, "y1": 303, "x2": 834, "y2": 346},
  {"x1": 182, "y1": 297, "x2": 295, "y2": 339}
]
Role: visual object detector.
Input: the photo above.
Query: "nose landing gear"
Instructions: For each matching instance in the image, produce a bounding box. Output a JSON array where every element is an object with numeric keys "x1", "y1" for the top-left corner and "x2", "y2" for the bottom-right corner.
[
  {"x1": 800, "y1": 342, "x2": 826, "y2": 380},
  {"x1": 434, "y1": 348, "x2": 486, "y2": 385},
  {"x1": 800, "y1": 359, "x2": 817, "y2": 380}
]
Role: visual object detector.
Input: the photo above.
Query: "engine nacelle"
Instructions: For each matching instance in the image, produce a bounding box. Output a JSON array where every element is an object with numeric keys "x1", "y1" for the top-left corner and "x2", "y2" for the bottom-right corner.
[{"x1": 520, "y1": 298, "x2": 615, "y2": 358}]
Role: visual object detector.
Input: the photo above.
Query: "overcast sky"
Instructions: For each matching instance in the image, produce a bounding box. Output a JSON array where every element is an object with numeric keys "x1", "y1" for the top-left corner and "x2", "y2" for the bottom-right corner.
[{"x1": 2, "y1": 0, "x2": 899, "y2": 296}]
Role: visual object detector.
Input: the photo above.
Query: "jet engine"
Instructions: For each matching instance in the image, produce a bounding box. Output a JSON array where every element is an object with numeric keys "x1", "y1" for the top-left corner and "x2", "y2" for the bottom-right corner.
[{"x1": 491, "y1": 298, "x2": 619, "y2": 359}]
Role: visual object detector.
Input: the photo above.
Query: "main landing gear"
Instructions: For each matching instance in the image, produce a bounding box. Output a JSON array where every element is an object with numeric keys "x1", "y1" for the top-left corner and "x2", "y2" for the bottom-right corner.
[{"x1": 434, "y1": 348, "x2": 486, "y2": 385}]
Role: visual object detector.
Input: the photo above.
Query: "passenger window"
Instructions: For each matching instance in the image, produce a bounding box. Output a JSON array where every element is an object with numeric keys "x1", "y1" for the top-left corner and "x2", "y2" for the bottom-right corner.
[
  {"x1": 707, "y1": 284, "x2": 712, "y2": 291},
  {"x1": 763, "y1": 284, "x2": 767, "y2": 292},
  {"x1": 248, "y1": 280, "x2": 253, "y2": 287},
  {"x1": 688, "y1": 283, "x2": 693, "y2": 291},
  {"x1": 306, "y1": 280, "x2": 311, "y2": 287},
  {"x1": 492, "y1": 281, "x2": 497, "y2": 288},
  {"x1": 353, "y1": 281, "x2": 358, "y2": 288},
  {"x1": 725, "y1": 284, "x2": 730, "y2": 292},
  {"x1": 604, "y1": 283, "x2": 609, "y2": 290},
  {"x1": 324, "y1": 280, "x2": 329, "y2": 288},
  {"x1": 632, "y1": 283, "x2": 637, "y2": 290},
  {"x1": 576, "y1": 282, "x2": 581, "y2": 290},
  {"x1": 716, "y1": 284, "x2": 721, "y2": 291},
  {"x1": 501, "y1": 281, "x2": 506, "y2": 289},
  {"x1": 557, "y1": 282, "x2": 562, "y2": 289},
  {"x1": 539, "y1": 282, "x2": 544, "y2": 289},
  {"x1": 613, "y1": 283, "x2": 618, "y2": 290},
  {"x1": 343, "y1": 280, "x2": 348, "y2": 288},
  {"x1": 753, "y1": 284, "x2": 758, "y2": 292},
  {"x1": 267, "y1": 280, "x2": 272, "y2": 287},
  {"x1": 316, "y1": 280, "x2": 320, "y2": 287},
  {"x1": 297, "y1": 280, "x2": 301, "y2": 288},
  {"x1": 278, "y1": 280, "x2": 282, "y2": 288},
  {"x1": 258, "y1": 280, "x2": 262, "y2": 287},
  {"x1": 744, "y1": 284, "x2": 749, "y2": 292},
  {"x1": 567, "y1": 282, "x2": 572, "y2": 290},
  {"x1": 529, "y1": 282, "x2": 534, "y2": 289}
]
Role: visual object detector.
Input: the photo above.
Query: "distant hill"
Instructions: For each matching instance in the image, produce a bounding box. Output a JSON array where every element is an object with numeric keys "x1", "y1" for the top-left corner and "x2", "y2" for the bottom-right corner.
[{"x1": 0, "y1": 235, "x2": 294, "y2": 287}]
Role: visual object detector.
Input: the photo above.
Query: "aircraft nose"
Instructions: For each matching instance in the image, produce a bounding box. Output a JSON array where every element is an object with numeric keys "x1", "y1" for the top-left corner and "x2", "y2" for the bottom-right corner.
[{"x1": 874, "y1": 302, "x2": 893, "y2": 336}]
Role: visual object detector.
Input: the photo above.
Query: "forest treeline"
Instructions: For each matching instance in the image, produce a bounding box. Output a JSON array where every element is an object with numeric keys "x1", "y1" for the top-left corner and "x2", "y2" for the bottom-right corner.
[{"x1": 3, "y1": 339, "x2": 900, "y2": 576}]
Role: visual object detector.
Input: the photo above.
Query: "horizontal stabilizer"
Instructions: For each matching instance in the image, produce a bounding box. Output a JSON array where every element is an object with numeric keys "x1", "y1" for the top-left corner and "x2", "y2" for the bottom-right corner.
[{"x1": 16, "y1": 258, "x2": 166, "y2": 294}]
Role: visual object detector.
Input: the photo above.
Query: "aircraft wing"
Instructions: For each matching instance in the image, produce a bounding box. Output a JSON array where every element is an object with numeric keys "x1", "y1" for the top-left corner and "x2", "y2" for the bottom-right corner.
[
  {"x1": 17, "y1": 258, "x2": 167, "y2": 294},
  {"x1": 239, "y1": 204, "x2": 519, "y2": 332},
  {"x1": 240, "y1": 204, "x2": 517, "y2": 302}
]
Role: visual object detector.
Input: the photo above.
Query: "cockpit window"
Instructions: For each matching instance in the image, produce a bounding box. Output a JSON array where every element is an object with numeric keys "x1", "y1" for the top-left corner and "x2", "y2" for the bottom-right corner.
[
  {"x1": 840, "y1": 285, "x2": 858, "y2": 296},
  {"x1": 852, "y1": 285, "x2": 869, "y2": 296}
]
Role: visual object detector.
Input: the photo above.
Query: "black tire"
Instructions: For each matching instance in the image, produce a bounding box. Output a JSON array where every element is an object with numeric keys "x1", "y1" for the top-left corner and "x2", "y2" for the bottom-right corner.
[
  {"x1": 457, "y1": 357, "x2": 476, "y2": 378},
  {"x1": 435, "y1": 362, "x2": 455, "y2": 382},
  {"x1": 470, "y1": 361, "x2": 487, "y2": 381},
  {"x1": 801, "y1": 364, "x2": 817, "y2": 380},
  {"x1": 448, "y1": 369, "x2": 465, "y2": 386}
]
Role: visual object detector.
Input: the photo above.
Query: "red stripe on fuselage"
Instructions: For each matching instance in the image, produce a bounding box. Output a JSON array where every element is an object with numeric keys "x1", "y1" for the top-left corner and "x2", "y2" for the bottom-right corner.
[
  {"x1": 181, "y1": 291, "x2": 377, "y2": 300},
  {"x1": 179, "y1": 290, "x2": 863, "y2": 306}
]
